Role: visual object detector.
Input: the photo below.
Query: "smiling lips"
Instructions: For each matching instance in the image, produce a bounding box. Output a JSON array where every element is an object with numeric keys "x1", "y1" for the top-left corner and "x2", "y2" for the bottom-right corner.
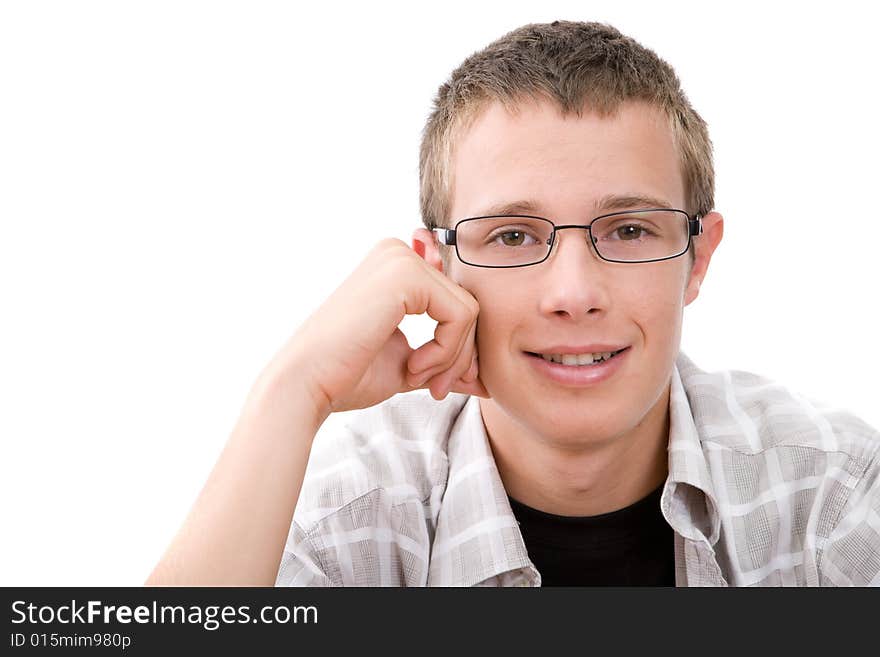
[
  {"x1": 525, "y1": 345, "x2": 629, "y2": 366},
  {"x1": 523, "y1": 346, "x2": 630, "y2": 386},
  {"x1": 535, "y1": 349, "x2": 626, "y2": 365}
]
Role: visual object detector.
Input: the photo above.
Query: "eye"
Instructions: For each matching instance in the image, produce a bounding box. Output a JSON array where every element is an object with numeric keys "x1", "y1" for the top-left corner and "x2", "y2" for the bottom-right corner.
[
  {"x1": 498, "y1": 231, "x2": 528, "y2": 246},
  {"x1": 615, "y1": 224, "x2": 650, "y2": 240},
  {"x1": 489, "y1": 229, "x2": 541, "y2": 247}
]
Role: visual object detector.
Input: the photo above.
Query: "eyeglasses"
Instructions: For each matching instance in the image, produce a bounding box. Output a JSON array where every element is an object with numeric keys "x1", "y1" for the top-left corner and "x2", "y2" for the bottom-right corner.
[{"x1": 432, "y1": 209, "x2": 702, "y2": 268}]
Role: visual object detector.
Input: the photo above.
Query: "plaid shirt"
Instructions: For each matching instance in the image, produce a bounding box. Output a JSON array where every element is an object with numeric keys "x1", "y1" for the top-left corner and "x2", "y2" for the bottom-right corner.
[{"x1": 275, "y1": 351, "x2": 880, "y2": 586}]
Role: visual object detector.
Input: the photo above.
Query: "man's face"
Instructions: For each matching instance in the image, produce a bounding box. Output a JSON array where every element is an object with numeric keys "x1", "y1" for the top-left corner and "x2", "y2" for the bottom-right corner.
[{"x1": 419, "y1": 99, "x2": 721, "y2": 448}]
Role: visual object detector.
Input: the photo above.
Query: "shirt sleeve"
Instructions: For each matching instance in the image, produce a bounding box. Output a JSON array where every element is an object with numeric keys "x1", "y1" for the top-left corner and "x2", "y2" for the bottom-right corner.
[
  {"x1": 274, "y1": 520, "x2": 335, "y2": 587},
  {"x1": 818, "y1": 458, "x2": 880, "y2": 586}
]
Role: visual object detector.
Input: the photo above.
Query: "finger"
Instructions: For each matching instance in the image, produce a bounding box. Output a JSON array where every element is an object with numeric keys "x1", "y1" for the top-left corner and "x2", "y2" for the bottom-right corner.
[
  {"x1": 452, "y1": 321, "x2": 479, "y2": 385},
  {"x1": 448, "y1": 375, "x2": 490, "y2": 399},
  {"x1": 447, "y1": 353, "x2": 489, "y2": 397},
  {"x1": 418, "y1": 352, "x2": 488, "y2": 400},
  {"x1": 407, "y1": 309, "x2": 474, "y2": 378},
  {"x1": 406, "y1": 349, "x2": 468, "y2": 390},
  {"x1": 428, "y1": 373, "x2": 450, "y2": 401},
  {"x1": 450, "y1": 347, "x2": 487, "y2": 398},
  {"x1": 406, "y1": 347, "x2": 457, "y2": 388},
  {"x1": 429, "y1": 316, "x2": 480, "y2": 397},
  {"x1": 410, "y1": 369, "x2": 449, "y2": 400},
  {"x1": 407, "y1": 364, "x2": 437, "y2": 389},
  {"x1": 405, "y1": 267, "x2": 479, "y2": 376},
  {"x1": 460, "y1": 353, "x2": 478, "y2": 383}
]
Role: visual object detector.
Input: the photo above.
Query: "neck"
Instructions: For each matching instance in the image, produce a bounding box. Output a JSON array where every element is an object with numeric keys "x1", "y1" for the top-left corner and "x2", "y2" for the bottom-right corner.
[{"x1": 479, "y1": 383, "x2": 671, "y2": 517}]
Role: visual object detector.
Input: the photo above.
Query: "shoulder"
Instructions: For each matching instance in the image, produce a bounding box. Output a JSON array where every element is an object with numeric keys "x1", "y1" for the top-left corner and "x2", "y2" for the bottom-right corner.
[
  {"x1": 294, "y1": 390, "x2": 471, "y2": 529},
  {"x1": 674, "y1": 353, "x2": 880, "y2": 585},
  {"x1": 276, "y1": 391, "x2": 471, "y2": 586},
  {"x1": 676, "y1": 351, "x2": 880, "y2": 462}
]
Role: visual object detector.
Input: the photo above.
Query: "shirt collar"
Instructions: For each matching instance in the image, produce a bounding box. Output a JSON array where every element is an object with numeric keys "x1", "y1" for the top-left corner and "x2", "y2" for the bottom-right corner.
[
  {"x1": 663, "y1": 351, "x2": 722, "y2": 546},
  {"x1": 428, "y1": 350, "x2": 722, "y2": 586},
  {"x1": 427, "y1": 393, "x2": 538, "y2": 587}
]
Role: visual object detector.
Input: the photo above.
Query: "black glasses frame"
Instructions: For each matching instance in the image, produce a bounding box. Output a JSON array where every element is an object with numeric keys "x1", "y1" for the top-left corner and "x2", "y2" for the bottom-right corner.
[{"x1": 432, "y1": 208, "x2": 703, "y2": 268}]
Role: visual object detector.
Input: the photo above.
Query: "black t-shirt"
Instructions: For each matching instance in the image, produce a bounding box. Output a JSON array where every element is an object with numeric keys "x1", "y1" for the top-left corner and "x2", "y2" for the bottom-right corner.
[{"x1": 507, "y1": 483, "x2": 675, "y2": 586}]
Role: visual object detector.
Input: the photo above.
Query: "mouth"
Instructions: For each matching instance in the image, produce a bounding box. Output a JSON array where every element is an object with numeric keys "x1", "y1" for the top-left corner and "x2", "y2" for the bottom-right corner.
[{"x1": 523, "y1": 347, "x2": 629, "y2": 366}]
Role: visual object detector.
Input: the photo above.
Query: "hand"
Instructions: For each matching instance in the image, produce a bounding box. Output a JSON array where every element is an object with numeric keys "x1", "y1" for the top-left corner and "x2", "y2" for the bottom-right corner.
[{"x1": 267, "y1": 238, "x2": 488, "y2": 415}]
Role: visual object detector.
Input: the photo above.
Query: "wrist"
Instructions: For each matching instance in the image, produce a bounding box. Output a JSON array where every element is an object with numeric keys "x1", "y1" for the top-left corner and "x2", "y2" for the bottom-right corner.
[{"x1": 248, "y1": 355, "x2": 332, "y2": 436}]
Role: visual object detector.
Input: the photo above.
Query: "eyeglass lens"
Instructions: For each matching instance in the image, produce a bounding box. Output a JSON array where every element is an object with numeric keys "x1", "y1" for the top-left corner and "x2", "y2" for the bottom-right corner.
[{"x1": 455, "y1": 211, "x2": 689, "y2": 266}]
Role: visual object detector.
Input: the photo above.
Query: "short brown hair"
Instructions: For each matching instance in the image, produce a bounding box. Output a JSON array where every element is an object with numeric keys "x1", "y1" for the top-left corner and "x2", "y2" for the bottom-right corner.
[{"x1": 419, "y1": 21, "x2": 714, "y2": 236}]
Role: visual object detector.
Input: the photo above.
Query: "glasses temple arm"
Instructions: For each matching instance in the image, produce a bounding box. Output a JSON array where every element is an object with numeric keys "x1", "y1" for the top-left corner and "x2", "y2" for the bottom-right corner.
[{"x1": 432, "y1": 227, "x2": 456, "y2": 245}]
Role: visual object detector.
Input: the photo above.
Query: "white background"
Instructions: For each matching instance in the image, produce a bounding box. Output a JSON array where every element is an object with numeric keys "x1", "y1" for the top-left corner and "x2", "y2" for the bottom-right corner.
[{"x1": 1, "y1": 1, "x2": 877, "y2": 585}]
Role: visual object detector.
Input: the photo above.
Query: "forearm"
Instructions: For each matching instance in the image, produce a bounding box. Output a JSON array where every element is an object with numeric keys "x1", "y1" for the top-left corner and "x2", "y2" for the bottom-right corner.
[{"x1": 145, "y1": 366, "x2": 329, "y2": 586}]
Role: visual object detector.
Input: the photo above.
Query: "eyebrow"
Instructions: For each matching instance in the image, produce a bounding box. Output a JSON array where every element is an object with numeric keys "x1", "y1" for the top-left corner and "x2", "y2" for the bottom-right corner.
[
  {"x1": 476, "y1": 199, "x2": 544, "y2": 217},
  {"x1": 473, "y1": 193, "x2": 675, "y2": 218},
  {"x1": 595, "y1": 193, "x2": 675, "y2": 212}
]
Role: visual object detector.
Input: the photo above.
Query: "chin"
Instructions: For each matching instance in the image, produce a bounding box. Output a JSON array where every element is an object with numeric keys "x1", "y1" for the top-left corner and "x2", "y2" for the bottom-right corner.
[
  {"x1": 551, "y1": 404, "x2": 634, "y2": 438},
  {"x1": 489, "y1": 387, "x2": 630, "y2": 439}
]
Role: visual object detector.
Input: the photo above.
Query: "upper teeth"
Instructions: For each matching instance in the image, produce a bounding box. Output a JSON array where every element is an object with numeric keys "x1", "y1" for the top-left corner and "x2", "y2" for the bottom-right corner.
[{"x1": 541, "y1": 352, "x2": 616, "y2": 365}]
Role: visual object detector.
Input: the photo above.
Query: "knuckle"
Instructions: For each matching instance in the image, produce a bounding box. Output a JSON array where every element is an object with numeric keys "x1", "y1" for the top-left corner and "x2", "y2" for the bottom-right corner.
[
  {"x1": 378, "y1": 242, "x2": 420, "y2": 279},
  {"x1": 381, "y1": 237, "x2": 407, "y2": 250},
  {"x1": 371, "y1": 237, "x2": 408, "y2": 259}
]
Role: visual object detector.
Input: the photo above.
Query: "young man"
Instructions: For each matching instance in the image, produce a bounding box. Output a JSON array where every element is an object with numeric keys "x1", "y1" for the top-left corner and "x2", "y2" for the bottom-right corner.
[{"x1": 147, "y1": 21, "x2": 880, "y2": 587}]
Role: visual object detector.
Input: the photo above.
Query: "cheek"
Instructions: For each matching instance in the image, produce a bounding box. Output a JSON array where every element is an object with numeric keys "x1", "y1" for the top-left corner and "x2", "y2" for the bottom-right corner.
[
  {"x1": 464, "y1": 269, "x2": 687, "y2": 364},
  {"x1": 630, "y1": 277, "x2": 687, "y2": 345},
  {"x1": 466, "y1": 283, "x2": 526, "y2": 361}
]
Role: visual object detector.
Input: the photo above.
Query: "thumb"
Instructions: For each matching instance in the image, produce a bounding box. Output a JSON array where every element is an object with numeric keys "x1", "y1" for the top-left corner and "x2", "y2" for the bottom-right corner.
[{"x1": 449, "y1": 375, "x2": 490, "y2": 399}]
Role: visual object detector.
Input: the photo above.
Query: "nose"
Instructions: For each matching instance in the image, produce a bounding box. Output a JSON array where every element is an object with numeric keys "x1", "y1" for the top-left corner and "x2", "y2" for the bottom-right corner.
[{"x1": 536, "y1": 227, "x2": 612, "y2": 318}]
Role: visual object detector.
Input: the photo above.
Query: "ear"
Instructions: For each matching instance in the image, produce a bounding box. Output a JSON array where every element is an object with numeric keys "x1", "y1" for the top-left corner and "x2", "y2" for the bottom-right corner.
[
  {"x1": 412, "y1": 227, "x2": 445, "y2": 273},
  {"x1": 684, "y1": 211, "x2": 724, "y2": 306}
]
